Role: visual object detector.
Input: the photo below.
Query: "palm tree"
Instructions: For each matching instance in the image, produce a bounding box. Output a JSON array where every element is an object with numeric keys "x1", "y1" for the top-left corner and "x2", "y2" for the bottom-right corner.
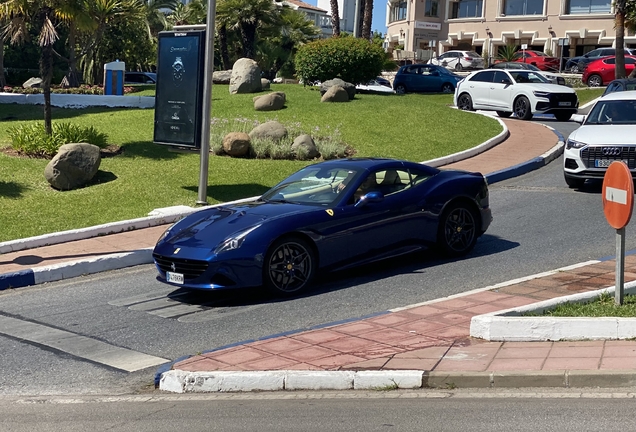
[
  {"x1": 615, "y1": 0, "x2": 627, "y2": 78},
  {"x1": 56, "y1": 0, "x2": 95, "y2": 87},
  {"x1": 0, "y1": 20, "x2": 6, "y2": 88},
  {"x1": 217, "y1": 0, "x2": 279, "y2": 59},
  {"x1": 329, "y1": 0, "x2": 340, "y2": 36},
  {"x1": 1, "y1": 0, "x2": 61, "y2": 135},
  {"x1": 361, "y1": 0, "x2": 372, "y2": 40}
]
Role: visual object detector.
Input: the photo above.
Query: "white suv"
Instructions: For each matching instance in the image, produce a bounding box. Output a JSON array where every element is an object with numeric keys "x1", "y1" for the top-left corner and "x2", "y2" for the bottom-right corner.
[
  {"x1": 429, "y1": 50, "x2": 485, "y2": 71},
  {"x1": 563, "y1": 91, "x2": 636, "y2": 188},
  {"x1": 454, "y1": 69, "x2": 578, "y2": 121}
]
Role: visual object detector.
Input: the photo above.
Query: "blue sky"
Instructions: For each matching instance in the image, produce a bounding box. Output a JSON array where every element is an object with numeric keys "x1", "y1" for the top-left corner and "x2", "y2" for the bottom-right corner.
[{"x1": 304, "y1": 0, "x2": 388, "y2": 36}]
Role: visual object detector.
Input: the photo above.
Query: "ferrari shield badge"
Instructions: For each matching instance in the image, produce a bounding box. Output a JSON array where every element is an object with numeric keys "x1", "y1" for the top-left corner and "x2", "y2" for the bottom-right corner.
[
  {"x1": 174, "y1": 247, "x2": 181, "y2": 254},
  {"x1": 326, "y1": 209, "x2": 334, "y2": 216}
]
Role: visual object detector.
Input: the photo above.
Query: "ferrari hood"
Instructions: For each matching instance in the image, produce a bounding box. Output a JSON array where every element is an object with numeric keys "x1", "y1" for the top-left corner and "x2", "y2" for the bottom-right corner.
[{"x1": 163, "y1": 201, "x2": 316, "y2": 248}]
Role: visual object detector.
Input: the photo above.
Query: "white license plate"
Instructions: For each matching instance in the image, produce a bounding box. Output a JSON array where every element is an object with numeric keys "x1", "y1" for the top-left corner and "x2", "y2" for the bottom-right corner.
[
  {"x1": 595, "y1": 159, "x2": 627, "y2": 168},
  {"x1": 558, "y1": 102, "x2": 571, "y2": 106},
  {"x1": 166, "y1": 271, "x2": 184, "y2": 284}
]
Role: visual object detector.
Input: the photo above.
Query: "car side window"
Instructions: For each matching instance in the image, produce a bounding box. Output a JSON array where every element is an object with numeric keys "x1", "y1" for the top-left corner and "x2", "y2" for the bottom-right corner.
[
  {"x1": 605, "y1": 58, "x2": 616, "y2": 65},
  {"x1": 627, "y1": 58, "x2": 636, "y2": 64},
  {"x1": 404, "y1": 66, "x2": 418, "y2": 74},
  {"x1": 493, "y1": 71, "x2": 511, "y2": 84},
  {"x1": 376, "y1": 169, "x2": 410, "y2": 196},
  {"x1": 408, "y1": 167, "x2": 432, "y2": 187},
  {"x1": 469, "y1": 71, "x2": 495, "y2": 83}
]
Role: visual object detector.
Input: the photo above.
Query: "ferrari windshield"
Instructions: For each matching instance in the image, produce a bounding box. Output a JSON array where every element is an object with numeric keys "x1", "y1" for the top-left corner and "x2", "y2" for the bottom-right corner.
[
  {"x1": 585, "y1": 100, "x2": 636, "y2": 125},
  {"x1": 260, "y1": 166, "x2": 365, "y2": 206}
]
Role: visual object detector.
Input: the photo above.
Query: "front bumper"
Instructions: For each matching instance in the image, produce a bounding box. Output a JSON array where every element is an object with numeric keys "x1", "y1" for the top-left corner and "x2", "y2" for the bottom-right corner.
[
  {"x1": 563, "y1": 145, "x2": 636, "y2": 179},
  {"x1": 534, "y1": 92, "x2": 579, "y2": 115}
]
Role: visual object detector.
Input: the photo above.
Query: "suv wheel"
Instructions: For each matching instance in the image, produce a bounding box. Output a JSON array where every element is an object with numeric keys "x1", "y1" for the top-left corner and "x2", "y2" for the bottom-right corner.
[
  {"x1": 457, "y1": 93, "x2": 473, "y2": 111},
  {"x1": 513, "y1": 96, "x2": 533, "y2": 120}
]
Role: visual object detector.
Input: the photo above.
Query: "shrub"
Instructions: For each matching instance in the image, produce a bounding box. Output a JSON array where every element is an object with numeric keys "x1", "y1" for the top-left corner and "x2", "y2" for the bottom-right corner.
[
  {"x1": 8, "y1": 122, "x2": 109, "y2": 158},
  {"x1": 295, "y1": 37, "x2": 386, "y2": 85}
]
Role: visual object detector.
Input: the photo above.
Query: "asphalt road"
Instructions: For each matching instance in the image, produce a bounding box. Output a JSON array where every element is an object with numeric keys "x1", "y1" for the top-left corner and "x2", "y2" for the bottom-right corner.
[
  {"x1": 2, "y1": 389, "x2": 636, "y2": 432},
  {"x1": 2, "y1": 117, "x2": 635, "y2": 396}
]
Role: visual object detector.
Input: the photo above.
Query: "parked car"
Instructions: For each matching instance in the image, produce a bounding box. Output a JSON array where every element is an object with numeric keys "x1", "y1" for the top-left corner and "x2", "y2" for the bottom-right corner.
[
  {"x1": 602, "y1": 78, "x2": 636, "y2": 96},
  {"x1": 582, "y1": 55, "x2": 636, "y2": 87},
  {"x1": 392, "y1": 64, "x2": 463, "y2": 94},
  {"x1": 374, "y1": 76, "x2": 392, "y2": 88},
  {"x1": 429, "y1": 50, "x2": 485, "y2": 71},
  {"x1": 454, "y1": 69, "x2": 579, "y2": 121},
  {"x1": 152, "y1": 158, "x2": 492, "y2": 295},
  {"x1": 510, "y1": 50, "x2": 560, "y2": 71},
  {"x1": 492, "y1": 62, "x2": 567, "y2": 85},
  {"x1": 124, "y1": 71, "x2": 157, "y2": 84},
  {"x1": 564, "y1": 48, "x2": 636, "y2": 73},
  {"x1": 562, "y1": 91, "x2": 636, "y2": 188}
]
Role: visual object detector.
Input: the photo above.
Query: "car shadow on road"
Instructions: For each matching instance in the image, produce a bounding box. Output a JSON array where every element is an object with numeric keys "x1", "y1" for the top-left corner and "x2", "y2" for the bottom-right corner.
[{"x1": 165, "y1": 234, "x2": 519, "y2": 307}]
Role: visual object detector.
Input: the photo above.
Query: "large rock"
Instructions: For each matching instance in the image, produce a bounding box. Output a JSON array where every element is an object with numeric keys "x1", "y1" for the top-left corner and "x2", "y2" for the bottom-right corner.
[
  {"x1": 249, "y1": 121, "x2": 288, "y2": 142},
  {"x1": 222, "y1": 132, "x2": 250, "y2": 157},
  {"x1": 291, "y1": 134, "x2": 319, "y2": 160},
  {"x1": 261, "y1": 78, "x2": 271, "y2": 90},
  {"x1": 320, "y1": 78, "x2": 356, "y2": 100},
  {"x1": 321, "y1": 85, "x2": 349, "y2": 103},
  {"x1": 229, "y1": 58, "x2": 262, "y2": 94},
  {"x1": 254, "y1": 92, "x2": 286, "y2": 111},
  {"x1": 44, "y1": 143, "x2": 101, "y2": 191},
  {"x1": 213, "y1": 70, "x2": 232, "y2": 84},
  {"x1": 23, "y1": 77, "x2": 43, "y2": 89}
]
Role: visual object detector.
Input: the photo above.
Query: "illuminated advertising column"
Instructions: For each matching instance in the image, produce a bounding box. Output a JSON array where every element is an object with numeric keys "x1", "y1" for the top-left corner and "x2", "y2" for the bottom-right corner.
[{"x1": 153, "y1": 30, "x2": 205, "y2": 148}]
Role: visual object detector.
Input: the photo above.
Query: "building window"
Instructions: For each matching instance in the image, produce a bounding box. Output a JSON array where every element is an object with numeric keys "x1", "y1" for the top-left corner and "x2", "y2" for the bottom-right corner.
[
  {"x1": 451, "y1": 0, "x2": 483, "y2": 18},
  {"x1": 389, "y1": 0, "x2": 408, "y2": 22},
  {"x1": 566, "y1": 0, "x2": 610, "y2": 14},
  {"x1": 503, "y1": 0, "x2": 543, "y2": 15},
  {"x1": 425, "y1": 0, "x2": 439, "y2": 16}
]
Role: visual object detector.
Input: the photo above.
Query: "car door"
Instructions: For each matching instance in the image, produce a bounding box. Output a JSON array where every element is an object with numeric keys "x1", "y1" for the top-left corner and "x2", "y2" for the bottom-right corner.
[
  {"x1": 332, "y1": 168, "x2": 422, "y2": 265},
  {"x1": 488, "y1": 71, "x2": 515, "y2": 110},
  {"x1": 420, "y1": 65, "x2": 441, "y2": 92},
  {"x1": 465, "y1": 70, "x2": 495, "y2": 107}
]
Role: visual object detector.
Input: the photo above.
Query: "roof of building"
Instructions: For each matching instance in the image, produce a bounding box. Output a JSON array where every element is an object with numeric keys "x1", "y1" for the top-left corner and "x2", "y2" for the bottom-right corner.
[{"x1": 283, "y1": 0, "x2": 328, "y2": 13}]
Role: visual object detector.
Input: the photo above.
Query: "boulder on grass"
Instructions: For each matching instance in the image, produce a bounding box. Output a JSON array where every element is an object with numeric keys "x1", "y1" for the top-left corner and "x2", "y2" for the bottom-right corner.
[
  {"x1": 291, "y1": 134, "x2": 319, "y2": 160},
  {"x1": 213, "y1": 70, "x2": 232, "y2": 84},
  {"x1": 229, "y1": 58, "x2": 262, "y2": 94},
  {"x1": 222, "y1": 132, "x2": 251, "y2": 157},
  {"x1": 321, "y1": 85, "x2": 349, "y2": 102},
  {"x1": 261, "y1": 78, "x2": 271, "y2": 90},
  {"x1": 249, "y1": 121, "x2": 288, "y2": 142},
  {"x1": 44, "y1": 143, "x2": 101, "y2": 191},
  {"x1": 320, "y1": 78, "x2": 356, "y2": 100},
  {"x1": 254, "y1": 92, "x2": 286, "y2": 111}
]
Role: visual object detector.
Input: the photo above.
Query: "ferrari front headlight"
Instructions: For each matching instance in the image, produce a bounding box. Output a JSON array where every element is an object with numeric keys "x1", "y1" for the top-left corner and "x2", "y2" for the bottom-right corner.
[{"x1": 214, "y1": 224, "x2": 261, "y2": 254}]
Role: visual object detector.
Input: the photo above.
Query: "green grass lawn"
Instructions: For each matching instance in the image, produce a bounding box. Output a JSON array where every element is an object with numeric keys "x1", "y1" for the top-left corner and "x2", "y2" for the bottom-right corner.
[
  {"x1": 0, "y1": 84, "x2": 501, "y2": 242},
  {"x1": 536, "y1": 292, "x2": 636, "y2": 317},
  {"x1": 0, "y1": 84, "x2": 599, "y2": 243}
]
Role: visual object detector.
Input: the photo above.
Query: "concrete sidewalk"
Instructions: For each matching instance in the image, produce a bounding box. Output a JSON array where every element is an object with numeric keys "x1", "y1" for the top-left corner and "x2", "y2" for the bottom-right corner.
[{"x1": 7, "y1": 114, "x2": 631, "y2": 394}]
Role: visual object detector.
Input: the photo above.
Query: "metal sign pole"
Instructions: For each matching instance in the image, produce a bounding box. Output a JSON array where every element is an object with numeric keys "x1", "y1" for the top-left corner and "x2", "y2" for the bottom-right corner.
[
  {"x1": 196, "y1": 0, "x2": 217, "y2": 205},
  {"x1": 616, "y1": 227, "x2": 626, "y2": 305}
]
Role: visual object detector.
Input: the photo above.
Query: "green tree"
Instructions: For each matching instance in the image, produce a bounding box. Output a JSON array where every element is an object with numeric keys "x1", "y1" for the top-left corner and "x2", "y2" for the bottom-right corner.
[
  {"x1": 1, "y1": 0, "x2": 62, "y2": 134},
  {"x1": 497, "y1": 44, "x2": 518, "y2": 62},
  {"x1": 295, "y1": 36, "x2": 385, "y2": 84},
  {"x1": 217, "y1": 0, "x2": 279, "y2": 59}
]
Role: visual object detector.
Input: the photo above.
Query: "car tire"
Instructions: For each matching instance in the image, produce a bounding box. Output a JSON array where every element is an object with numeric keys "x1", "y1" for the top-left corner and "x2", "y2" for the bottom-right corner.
[
  {"x1": 587, "y1": 74, "x2": 603, "y2": 87},
  {"x1": 437, "y1": 201, "x2": 479, "y2": 257},
  {"x1": 513, "y1": 96, "x2": 533, "y2": 120},
  {"x1": 496, "y1": 111, "x2": 512, "y2": 118},
  {"x1": 263, "y1": 236, "x2": 316, "y2": 296},
  {"x1": 564, "y1": 174, "x2": 585, "y2": 189},
  {"x1": 455, "y1": 62, "x2": 463, "y2": 72},
  {"x1": 570, "y1": 64, "x2": 580, "y2": 74},
  {"x1": 441, "y1": 83, "x2": 454, "y2": 93},
  {"x1": 457, "y1": 93, "x2": 473, "y2": 111},
  {"x1": 555, "y1": 112, "x2": 572, "y2": 121},
  {"x1": 395, "y1": 84, "x2": 406, "y2": 94}
]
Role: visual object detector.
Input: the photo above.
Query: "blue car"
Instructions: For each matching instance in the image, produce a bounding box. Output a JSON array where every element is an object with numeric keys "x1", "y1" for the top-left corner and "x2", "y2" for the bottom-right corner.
[
  {"x1": 152, "y1": 158, "x2": 492, "y2": 296},
  {"x1": 393, "y1": 64, "x2": 463, "y2": 94}
]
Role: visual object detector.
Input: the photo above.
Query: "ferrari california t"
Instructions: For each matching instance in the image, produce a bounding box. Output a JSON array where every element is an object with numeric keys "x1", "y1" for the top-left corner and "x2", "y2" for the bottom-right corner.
[{"x1": 152, "y1": 158, "x2": 492, "y2": 296}]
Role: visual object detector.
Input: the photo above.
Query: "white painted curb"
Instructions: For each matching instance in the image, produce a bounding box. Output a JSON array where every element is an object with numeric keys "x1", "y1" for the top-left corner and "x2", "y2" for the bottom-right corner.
[
  {"x1": 0, "y1": 92, "x2": 155, "y2": 109},
  {"x1": 470, "y1": 280, "x2": 636, "y2": 341},
  {"x1": 159, "y1": 370, "x2": 425, "y2": 393}
]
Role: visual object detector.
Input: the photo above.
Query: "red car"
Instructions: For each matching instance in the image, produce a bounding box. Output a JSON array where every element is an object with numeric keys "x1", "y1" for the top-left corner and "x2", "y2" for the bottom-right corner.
[
  {"x1": 511, "y1": 50, "x2": 560, "y2": 71},
  {"x1": 582, "y1": 55, "x2": 636, "y2": 87}
]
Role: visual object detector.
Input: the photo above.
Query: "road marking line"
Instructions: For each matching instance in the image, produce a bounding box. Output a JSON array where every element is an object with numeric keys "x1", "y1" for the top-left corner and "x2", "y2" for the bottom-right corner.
[
  {"x1": 606, "y1": 186, "x2": 628, "y2": 205},
  {"x1": 0, "y1": 315, "x2": 168, "y2": 372}
]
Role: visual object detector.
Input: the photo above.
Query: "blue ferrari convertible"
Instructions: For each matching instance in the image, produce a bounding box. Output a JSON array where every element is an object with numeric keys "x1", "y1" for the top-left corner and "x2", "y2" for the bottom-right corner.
[{"x1": 152, "y1": 158, "x2": 492, "y2": 296}]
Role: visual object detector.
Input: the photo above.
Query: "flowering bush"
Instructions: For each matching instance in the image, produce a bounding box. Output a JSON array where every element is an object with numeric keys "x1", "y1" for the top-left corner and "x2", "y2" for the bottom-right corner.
[{"x1": 1, "y1": 85, "x2": 143, "y2": 95}]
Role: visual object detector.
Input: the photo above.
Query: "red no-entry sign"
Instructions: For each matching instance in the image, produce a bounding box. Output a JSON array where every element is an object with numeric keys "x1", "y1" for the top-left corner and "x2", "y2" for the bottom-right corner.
[{"x1": 602, "y1": 161, "x2": 634, "y2": 230}]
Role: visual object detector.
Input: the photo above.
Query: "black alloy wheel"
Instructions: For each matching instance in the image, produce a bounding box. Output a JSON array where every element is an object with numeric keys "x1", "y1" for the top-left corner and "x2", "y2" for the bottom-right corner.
[
  {"x1": 513, "y1": 96, "x2": 533, "y2": 120},
  {"x1": 437, "y1": 202, "x2": 479, "y2": 257},
  {"x1": 457, "y1": 93, "x2": 473, "y2": 111},
  {"x1": 264, "y1": 237, "x2": 316, "y2": 296},
  {"x1": 496, "y1": 111, "x2": 512, "y2": 118},
  {"x1": 441, "y1": 83, "x2": 454, "y2": 93}
]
